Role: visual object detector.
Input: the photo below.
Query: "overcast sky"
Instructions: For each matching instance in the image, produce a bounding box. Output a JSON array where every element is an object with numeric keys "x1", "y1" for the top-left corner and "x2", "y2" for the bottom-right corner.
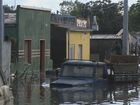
[{"x1": 3, "y1": 0, "x2": 137, "y2": 12}]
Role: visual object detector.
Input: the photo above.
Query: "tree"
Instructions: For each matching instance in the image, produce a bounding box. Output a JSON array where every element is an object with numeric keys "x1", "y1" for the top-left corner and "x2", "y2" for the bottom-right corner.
[
  {"x1": 4, "y1": 5, "x2": 15, "y2": 12},
  {"x1": 59, "y1": 0, "x2": 76, "y2": 15},
  {"x1": 59, "y1": 0, "x2": 123, "y2": 32},
  {"x1": 129, "y1": 1, "x2": 140, "y2": 31}
]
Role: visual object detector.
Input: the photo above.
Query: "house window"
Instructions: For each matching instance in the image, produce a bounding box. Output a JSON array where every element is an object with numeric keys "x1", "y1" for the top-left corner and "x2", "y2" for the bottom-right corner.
[
  {"x1": 78, "y1": 44, "x2": 82, "y2": 59},
  {"x1": 24, "y1": 40, "x2": 32, "y2": 64},
  {"x1": 69, "y1": 44, "x2": 75, "y2": 59}
]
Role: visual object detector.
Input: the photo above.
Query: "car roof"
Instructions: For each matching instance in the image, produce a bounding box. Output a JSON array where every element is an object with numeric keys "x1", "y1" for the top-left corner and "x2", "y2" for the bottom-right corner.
[{"x1": 62, "y1": 60, "x2": 106, "y2": 66}]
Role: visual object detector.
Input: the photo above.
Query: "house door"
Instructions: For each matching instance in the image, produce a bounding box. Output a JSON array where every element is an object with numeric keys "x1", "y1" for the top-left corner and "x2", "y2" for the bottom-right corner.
[
  {"x1": 95, "y1": 66, "x2": 108, "y2": 85},
  {"x1": 40, "y1": 40, "x2": 45, "y2": 72},
  {"x1": 78, "y1": 44, "x2": 82, "y2": 59},
  {"x1": 69, "y1": 44, "x2": 75, "y2": 59},
  {"x1": 24, "y1": 40, "x2": 32, "y2": 64}
]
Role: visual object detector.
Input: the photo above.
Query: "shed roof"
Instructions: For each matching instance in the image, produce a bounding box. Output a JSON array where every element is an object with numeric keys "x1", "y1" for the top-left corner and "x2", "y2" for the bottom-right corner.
[
  {"x1": 90, "y1": 34, "x2": 121, "y2": 39},
  {"x1": 90, "y1": 29, "x2": 137, "y2": 44},
  {"x1": 51, "y1": 22, "x2": 92, "y2": 32}
]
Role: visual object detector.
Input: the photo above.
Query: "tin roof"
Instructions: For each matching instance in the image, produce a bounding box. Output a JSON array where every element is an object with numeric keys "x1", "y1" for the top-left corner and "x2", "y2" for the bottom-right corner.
[
  {"x1": 4, "y1": 13, "x2": 16, "y2": 24},
  {"x1": 116, "y1": 29, "x2": 123, "y2": 36},
  {"x1": 51, "y1": 22, "x2": 92, "y2": 32},
  {"x1": 90, "y1": 29, "x2": 124, "y2": 39},
  {"x1": 20, "y1": 5, "x2": 51, "y2": 12},
  {"x1": 90, "y1": 29, "x2": 137, "y2": 43},
  {"x1": 90, "y1": 34, "x2": 121, "y2": 39}
]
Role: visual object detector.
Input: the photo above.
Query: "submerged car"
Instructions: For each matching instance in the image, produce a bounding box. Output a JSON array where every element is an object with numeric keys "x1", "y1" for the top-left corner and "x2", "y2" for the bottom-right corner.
[{"x1": 50, "y1": 60, "x2": 109, "y2": 87}]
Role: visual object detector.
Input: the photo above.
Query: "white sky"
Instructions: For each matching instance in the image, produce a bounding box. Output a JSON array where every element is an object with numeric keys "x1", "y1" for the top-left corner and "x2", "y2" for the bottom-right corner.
[{"x1": 3, "y1": 0, "x2": 138, "y2": 13}]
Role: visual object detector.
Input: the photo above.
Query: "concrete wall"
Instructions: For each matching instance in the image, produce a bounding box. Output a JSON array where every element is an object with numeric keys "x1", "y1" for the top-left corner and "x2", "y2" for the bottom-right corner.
[
  {"x1": 2, "y1": 41, "x2": 11, "y2": 85},
  {"x1": 51, "y1": 14, "x2": 77, "y2": 26},
  {"x1": 90, "y1": 39, "x2": 122, "y2": 61},
  {"x1": 77, "y1": 18, "x2": 87, "y2": 28},
  {"x1": 16, "y1": 6, "x2": 53, "y2": 73},
  {"x1": 4, "y1": 24, "x2": 18, "y2": 63},
  {"x1": 51, "y1": 25, "x2": 66, "y2": 68},
  {"x1": 66, "y1": 31, "x2": 90, "y2": 60}
]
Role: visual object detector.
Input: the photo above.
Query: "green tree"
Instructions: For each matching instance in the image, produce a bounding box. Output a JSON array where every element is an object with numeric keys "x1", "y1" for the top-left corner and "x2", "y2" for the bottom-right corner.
[
  {"x1": 59, "y1": 0, "x2": 75, "y2": 15},
  {"x1": 4, "y1": 5, "x2": 15, "y2": 12},
  {"x1": 129, "y1": 1, "x2": 140, "y2": 31},
  {"x1": 59, "y1": 0, "x2": 123, "y2": 32}
]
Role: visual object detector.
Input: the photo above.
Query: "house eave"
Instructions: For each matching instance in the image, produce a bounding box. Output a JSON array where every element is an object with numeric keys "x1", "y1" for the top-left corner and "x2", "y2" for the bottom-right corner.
[
  {"x1": 19, "y1": 5, "x2": 52, "y2": 12},
  {"x1": 4, "y1": 23, "x2": 17, "y2": 26},
  {"x1": 51, "y1": 22, "x2": 92, "y2": 32}
]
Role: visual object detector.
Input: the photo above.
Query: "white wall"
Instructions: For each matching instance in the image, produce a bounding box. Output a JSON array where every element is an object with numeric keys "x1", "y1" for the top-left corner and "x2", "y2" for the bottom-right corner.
[{"x1": 2, "y1": 41, "x2": 11, "y2": 85}]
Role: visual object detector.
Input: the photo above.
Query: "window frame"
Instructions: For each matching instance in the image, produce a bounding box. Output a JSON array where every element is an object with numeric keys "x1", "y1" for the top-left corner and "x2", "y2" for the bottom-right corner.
[{"x1": 24, "y1": 39, "x2": 32, "y2": 65}]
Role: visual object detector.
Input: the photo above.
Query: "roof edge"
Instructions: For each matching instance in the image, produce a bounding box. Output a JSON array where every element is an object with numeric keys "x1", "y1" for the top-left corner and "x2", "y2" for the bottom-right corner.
[
  {"x1": 19, "y1": 5, "x2": 52, "y2": 12},
  {"x1": 51, "y1": 22, "x2": 93, "y2": 32},
  {"x1": 70, "y1": 29, "x2": 92, "y2": 32}
]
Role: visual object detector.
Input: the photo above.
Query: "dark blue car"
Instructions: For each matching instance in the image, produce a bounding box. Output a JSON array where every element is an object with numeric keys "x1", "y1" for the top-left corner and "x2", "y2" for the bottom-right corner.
[{"x1": 50, "y1": 60, "x2": 109, "y2": 87}]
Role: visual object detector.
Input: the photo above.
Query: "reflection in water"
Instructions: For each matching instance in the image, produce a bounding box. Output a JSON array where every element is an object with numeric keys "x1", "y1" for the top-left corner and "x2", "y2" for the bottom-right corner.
[
  {"x1": 11, "y1": 77, "x2": 140, "y2": 105},
  {"x1": 51, "y1": 86, "x2": 108, "y2": 104},
  {"x1": 40, "y1": 72, "x2": 45, "y2": 100},
  {"x1": 11, "y1": 74, "x2": 48, "y2": 105},
  {"x1": 51, "y1": 82, "x2": 140, "y2": 105},
  {"x1": 112, "y1": 83, "x2": 139, "y2": 105},
  {"x1": 25, "y1": 81, "x2": 32, "y2": 103}
]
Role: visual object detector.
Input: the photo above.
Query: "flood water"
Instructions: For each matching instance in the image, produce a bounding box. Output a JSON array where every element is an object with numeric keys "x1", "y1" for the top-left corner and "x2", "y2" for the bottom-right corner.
[{"x1": 11, "y1": 74, "x2": 140, "y2": 105}]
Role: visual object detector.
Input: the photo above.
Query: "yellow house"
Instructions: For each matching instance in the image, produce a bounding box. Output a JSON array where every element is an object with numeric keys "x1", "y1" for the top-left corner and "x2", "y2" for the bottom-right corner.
[
  {"x1": 66, "y1": 27, "x2": 92, "y2": 60},
  {"x1": 51, "y1": 22, "x2": 92, "y2": 68}
]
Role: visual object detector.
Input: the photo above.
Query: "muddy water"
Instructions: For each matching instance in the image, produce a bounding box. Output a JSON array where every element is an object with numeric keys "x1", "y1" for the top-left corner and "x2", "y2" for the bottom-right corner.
[{"x1": 11, "y1": 74, "x2": 140, "y2": 105}]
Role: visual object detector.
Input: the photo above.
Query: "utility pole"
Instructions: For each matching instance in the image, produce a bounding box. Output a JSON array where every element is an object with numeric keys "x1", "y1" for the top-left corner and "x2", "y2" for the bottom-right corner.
[
  {"x1": 68, "y1": 28, "x2": 70, "y2": 59},
  {"x1": 0, "y1": 0, "x2": 3, "y2": 68},
  {"x1": 122, "y1": 0, "x2": 128, "y2": 55},
  {"x1": 0, "y1": 0, "x2": 7, "y2": 85}
]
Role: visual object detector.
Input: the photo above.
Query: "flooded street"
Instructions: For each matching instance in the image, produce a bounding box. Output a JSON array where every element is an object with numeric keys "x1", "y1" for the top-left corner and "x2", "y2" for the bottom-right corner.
[{"x1": 10, "y1": 75, "x2": 140, "y2": 105}]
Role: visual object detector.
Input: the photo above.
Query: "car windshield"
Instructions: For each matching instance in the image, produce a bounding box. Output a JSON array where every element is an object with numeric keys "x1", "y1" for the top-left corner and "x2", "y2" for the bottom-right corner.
[{"x1": 62, "y1": 65, "x2": 93, "y2": 78}]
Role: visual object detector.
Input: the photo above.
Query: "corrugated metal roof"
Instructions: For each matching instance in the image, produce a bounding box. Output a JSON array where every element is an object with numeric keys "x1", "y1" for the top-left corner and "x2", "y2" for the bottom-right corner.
[
  {"x1": 90, "y1": 34, "x2": 121, "y2": 39},
  {"x1": 116, "y1": 29, "x2": 123, "y2": 36},
  {"x1": 51, "y1": 22, "x2": 93, "y2": 32},
  {"x1": 90, "y1": 33, "x2": 137, "y2": 44},
  {"x1": 4, "y1": 13, "x2": 16, "y2": 24},
  {"x1": 20, "y1": 5, "x2": 51, "y2": 12}
]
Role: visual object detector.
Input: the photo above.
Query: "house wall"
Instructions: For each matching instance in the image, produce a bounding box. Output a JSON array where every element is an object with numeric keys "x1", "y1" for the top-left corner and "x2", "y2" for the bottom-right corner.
[
  {"x1": 51, "y1": 14, "x2": 77, "y2": 26},
  {"x1": 4, "y1": 24, "x2": 18, "y2": 62},
  {"x1": 90, "y1": 39, "x2": 122, "y2": 61},
  {"x1": 77, "y1": 18, "x2": 87, "y2": 28},
  {"x1": 51, "y1": 25, "x2": 66, "y2": 68},
  {"x1": 4, "y1": 24, "x2": 18, "y2": 74},
  {"x1": 2, "y1": 41, "x2": 11, "y2": 85},
  {"x1": 15, "y1": 6, "x2": 52, "y2": 74},
  {"x1": 66, "y1": 31, "x2": 90, "y2": 60}
]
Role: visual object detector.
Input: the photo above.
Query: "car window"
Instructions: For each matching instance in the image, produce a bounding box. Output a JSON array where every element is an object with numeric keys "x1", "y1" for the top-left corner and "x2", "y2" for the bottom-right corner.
[
  {"x1": 62, "y1": 65, "x2": 93, "y2": 77},
  {"x1": 96, "y1": 66, "x2": 105, "y2": 79}
]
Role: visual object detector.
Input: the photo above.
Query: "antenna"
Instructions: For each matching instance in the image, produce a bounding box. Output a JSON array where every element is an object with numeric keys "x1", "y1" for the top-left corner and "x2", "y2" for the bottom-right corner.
[{"x1": 13, "y1": 0, "x2": 16, "y2": 10}]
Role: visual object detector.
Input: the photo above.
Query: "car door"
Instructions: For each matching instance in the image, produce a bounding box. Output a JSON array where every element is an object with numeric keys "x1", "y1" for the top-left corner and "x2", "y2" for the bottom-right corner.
[{"x1": 95, "y1": 65, "x2": 108, "y2": 85}]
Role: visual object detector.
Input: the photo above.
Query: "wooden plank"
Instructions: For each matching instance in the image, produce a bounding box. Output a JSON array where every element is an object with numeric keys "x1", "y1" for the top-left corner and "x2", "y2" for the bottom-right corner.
[
  {"x1": 110, "y1": 55, "x2": 138, "y2": 63},
  {"x1": 114, "y1": 63, "x2": 138, "y2": 73}
]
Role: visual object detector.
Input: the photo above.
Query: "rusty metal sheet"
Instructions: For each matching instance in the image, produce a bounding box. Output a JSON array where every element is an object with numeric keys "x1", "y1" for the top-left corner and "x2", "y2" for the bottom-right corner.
[{"x1": 114, "y1": 63, "x2": 138, "y2": 73}]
